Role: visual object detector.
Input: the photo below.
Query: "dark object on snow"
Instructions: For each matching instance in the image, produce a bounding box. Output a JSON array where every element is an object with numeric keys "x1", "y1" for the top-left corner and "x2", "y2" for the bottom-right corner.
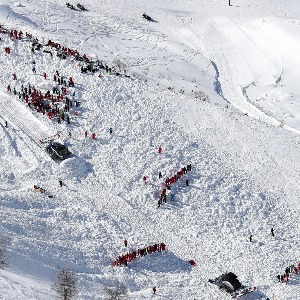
[
  {"x1": 271, "y1": 227, "x2": 274, "y2": 237},
  {"x1": 209, "y1": 272, "x2": 254, "y2": 298},
  {"x1": 34, "y1": 185, "x2": 45, "y2": 193},
  {"x1": 43, "y1": 49, "x2": 53, "y2": 57},
  {"x1": 142, "y1": 13, "x2": 155, "y2": 22},
  {"x1": 189, "y1": 260, "x2": 196, "y2": 266},
  {"x1": 46, "y1": 142, "x2": 71, "y2": 160},
  {"x1": 77, "y1": 3, "x2": 86, "y2": 11},
  {"x1": 59, "y1": 180, "x2": 63, "y2": 187},
  {"x1": 66, "y1": 2, "x2": 75, "y2": 9}
]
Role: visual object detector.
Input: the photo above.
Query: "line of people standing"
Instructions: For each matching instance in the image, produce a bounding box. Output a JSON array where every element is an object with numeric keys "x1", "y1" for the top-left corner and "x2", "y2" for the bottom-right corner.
[
  {"x1": 158, "y1": 163, "x2": 192, "y2": 207},
  {"x1": 112, "y1": 242, "x2": 166, "y2": 267}
]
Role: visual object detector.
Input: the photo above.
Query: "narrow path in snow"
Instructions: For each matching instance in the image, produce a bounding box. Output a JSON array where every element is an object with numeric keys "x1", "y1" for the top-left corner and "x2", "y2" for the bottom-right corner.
[{"x1": 0, "y1": 91, "x2": 55, "y2": 146}]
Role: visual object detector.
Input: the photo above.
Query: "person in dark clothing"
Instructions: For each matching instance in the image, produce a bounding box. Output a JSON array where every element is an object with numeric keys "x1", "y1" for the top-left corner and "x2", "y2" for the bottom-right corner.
[
  {"x1": 153, "y1": 287, "x2": 156, "y2": 294},
  {"x1": 5, "y1": 120, "x2": 7, "y2": 128},
  {"x1": 229, "y1": 0, "x2": 232, "y2": 5},
  {"x1": 186, "y1": 179, "x2": 189, "y2": 186},
  {"x1": 59, "y1": 180, "x2": 63, "y2": 187},
  {"x1": 271, "y1": 228, "x2": 274, "y2": 237},
  {"x1": 124, "y1": 239, "x2": 128, "y2": 247},
  {"x1": 285, "y1": 267, "x2": 289, "y2": 275},
  {"x1": 158, "y1": 171, "x2": 162, "y2": 179},
  {"x1": 276, "y1": 274, "x2": 281, "y2": 282},
  {"x1": 249, "y1": 235, "x2": 253, "y2": 242}
]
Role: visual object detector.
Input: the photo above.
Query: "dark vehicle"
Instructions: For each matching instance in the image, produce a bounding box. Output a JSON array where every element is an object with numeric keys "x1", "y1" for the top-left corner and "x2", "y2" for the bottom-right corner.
[
  {"x1": 142, "y1": 13, "x2": 155, "y2": 22},
  {"x1": 209, "y1": 272, "x2": 254, "y2": 298},
  {"x1": 46, "y1": 142, "x2": 70, "y2": 160},
  {"x1": 66, "y1": 2, "x2": 75, "y2": 9},
  {"x1": 77, "y1": 3, "x2": 86, "y2": 11}
]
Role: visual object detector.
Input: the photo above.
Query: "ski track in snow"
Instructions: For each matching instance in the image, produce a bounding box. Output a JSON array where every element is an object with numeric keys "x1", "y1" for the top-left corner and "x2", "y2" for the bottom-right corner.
[{"x1": 0, "y1": 0, "x2": 300, "y2": 299}]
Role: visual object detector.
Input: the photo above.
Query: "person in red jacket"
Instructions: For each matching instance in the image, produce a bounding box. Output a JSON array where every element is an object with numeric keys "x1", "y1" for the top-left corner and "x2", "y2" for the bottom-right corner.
[
  {"x1": 43, "y1": 72, "x2": 47, "y2": 79},
  {"x1": 85, "y1": 130, "x2": 88, "y2": 138},
  {"x1": 7, "y1": 85, "x2": 11, "y2": 93},
  {"x1": 12, "y1": 73, "x2": 17, "y2": 80},
  {"x1": 124, "y1": 239, "x2": 128, "y2": 247},
  {"x1": 158, "y1": 146, "x2": 162, "y2": 154},
  {"x1": 160, "y1": 243, "x2": 166, "y2": 251},
  {"x1": 143, "y1": 176, "x2": 147, "y2": 184}
]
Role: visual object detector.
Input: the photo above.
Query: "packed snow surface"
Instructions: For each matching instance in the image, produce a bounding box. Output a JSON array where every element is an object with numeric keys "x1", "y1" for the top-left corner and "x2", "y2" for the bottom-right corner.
[{"x1": 0, "y1": 0, "x2": 300, "y2": 299}]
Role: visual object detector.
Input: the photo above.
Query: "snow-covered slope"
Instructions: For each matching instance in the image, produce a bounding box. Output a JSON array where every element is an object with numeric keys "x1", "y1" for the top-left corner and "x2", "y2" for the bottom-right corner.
[{"x1": 0, "y1": 0, "x2": 300, "y2": 299}]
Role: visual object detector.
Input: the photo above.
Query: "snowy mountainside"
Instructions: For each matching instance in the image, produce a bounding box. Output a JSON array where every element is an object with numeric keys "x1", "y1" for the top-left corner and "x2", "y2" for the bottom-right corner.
[{"x1": 0, "y1": 0, "x2": 300, "y2": 299}]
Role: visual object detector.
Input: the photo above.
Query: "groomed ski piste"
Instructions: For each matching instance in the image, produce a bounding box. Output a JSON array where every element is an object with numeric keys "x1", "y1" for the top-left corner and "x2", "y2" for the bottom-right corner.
[{"x1": 0, "y1": 0, "x2": 300, "y2": 299}]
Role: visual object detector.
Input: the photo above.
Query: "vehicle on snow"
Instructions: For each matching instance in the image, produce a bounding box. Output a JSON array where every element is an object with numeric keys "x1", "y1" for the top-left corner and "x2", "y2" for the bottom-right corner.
[
  {"x1": 66, "y1": 2, "x2": 75, "y2": 9},
  {"x1": 45, "y1": 142, "x2": 70, "y2": 160},
  {"x1": 77, "y1": 3, "x2": 86, "y2": 11},
  {"x1": 142, "y1": 13, "x2": 155, "y2": 22},
  {"x1": 209, "y1": 272, "x2": 255, "y2": 298}
]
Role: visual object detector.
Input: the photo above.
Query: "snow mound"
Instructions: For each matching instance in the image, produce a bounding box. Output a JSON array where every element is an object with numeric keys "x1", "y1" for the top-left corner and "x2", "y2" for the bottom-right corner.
[
  {"x1": 131, "y1": 251, "x2": 192, "y2": 273},
  {"x1": 58, "y1": 157, "x2": 93, "y2": 182},
  {"x1": 132, "y1": 113, "x2": 141, "y2": 121},
  {"x1": 13, "y1": 2, "x2": 24, "y2": 7}
]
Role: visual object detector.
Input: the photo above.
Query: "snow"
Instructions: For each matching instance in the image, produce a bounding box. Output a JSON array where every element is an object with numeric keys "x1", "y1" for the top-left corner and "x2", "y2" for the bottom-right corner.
[{"x1": 0, "y1": 0, "x2": 300, "y2": 299}]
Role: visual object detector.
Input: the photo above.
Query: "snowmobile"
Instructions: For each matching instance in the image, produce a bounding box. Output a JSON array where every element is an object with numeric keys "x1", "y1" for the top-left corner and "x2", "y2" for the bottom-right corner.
[
  {"x1": 66, "y1": 3, "x2": 75, "y2": 10},
  {"x1": 77, "y1": 3, "x2": 86, "y2": 11},
  {"x1": 142, "y1": 13, "x2": 154, "y2": 22}
]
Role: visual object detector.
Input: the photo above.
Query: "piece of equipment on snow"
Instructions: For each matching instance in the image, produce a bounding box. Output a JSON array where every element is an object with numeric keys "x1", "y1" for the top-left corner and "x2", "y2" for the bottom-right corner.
[
  {"x1": 142, "y1": 13, "x2": 155, "y2": 22},
  {"x1": 45, "y1": 141, "x2": 70, "y2": 160},
  {"x1": 66, "y1": 2, "x2": 75, "y2": 9},
  {"x1": 209, "y1": 272, "x2": 255, "y2": 298},
  {"x1": 34, "y1": 185, "x2": 45, "y2": 193},
  {"x1": 77, "y1": 3, "x2": 86, "y2": 11}
]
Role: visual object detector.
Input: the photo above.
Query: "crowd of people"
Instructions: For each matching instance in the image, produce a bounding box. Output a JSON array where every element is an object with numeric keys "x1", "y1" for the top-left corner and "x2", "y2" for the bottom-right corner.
[
  {"x1": 7, "y1": 74, "x2": 73, "y2": 125},
  {"x1": 112, "y1": 242, "x2": 166, "y2": 267},
  {"x1": 158, "y1": 164, "x2": 192, "y2": 207},
  {"x1": 277, "y1": 262, "x2": 300, "y2": 282},
  {"x1": 44, "y1": 37, "x2": 117, "y2": 75},
  {"x1": 1, "y1": 24, "x2": 130, "y2": 142}
]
